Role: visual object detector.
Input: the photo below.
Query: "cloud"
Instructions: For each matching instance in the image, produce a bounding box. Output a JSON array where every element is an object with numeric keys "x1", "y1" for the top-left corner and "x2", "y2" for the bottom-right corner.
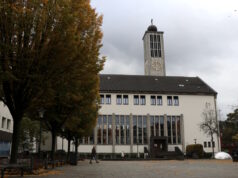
[{"x1": 92, "y1": 0, "x2": 238, "y2": 118}]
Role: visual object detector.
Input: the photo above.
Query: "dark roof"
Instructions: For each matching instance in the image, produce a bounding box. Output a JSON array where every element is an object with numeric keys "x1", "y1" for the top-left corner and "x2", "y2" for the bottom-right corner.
[
  {"x1": 147, "y1": 24, "x2": 157, "y2": 32},
  {"x1": 0, "y1": 130, "x2": 12, "y2": 142},
  {"x1": 99, "y1": 74, "x2": 217, "y2": 96}
]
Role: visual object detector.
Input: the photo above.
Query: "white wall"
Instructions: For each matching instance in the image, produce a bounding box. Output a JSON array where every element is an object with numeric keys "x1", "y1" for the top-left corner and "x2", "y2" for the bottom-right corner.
[
  {"x1": 99, "y1": 93, "x2": 220, "y2": 153},
  {"x1": 52, "y1": 93, "x2": 220, "y2": 154},
  {"x1": 0, "y1": 102, "x2": 13, "y2": 133}
]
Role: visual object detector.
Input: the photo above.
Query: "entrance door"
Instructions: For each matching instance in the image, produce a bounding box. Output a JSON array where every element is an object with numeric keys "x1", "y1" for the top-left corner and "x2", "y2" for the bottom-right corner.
[{"x1": 150, "y1": 136, "x2": 168, "y2": 158}]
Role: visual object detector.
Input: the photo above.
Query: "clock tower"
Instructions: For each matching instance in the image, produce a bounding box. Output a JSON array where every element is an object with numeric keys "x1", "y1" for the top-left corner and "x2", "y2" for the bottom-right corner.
[{"x1": 143, "y1": 20, "x2": 166, "y2": 76}]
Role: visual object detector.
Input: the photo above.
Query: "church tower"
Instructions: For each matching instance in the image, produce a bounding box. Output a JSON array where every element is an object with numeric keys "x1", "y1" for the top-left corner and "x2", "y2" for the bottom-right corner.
[{"x1": 143, "y1": 20, "x2": 166, "y2": 76}]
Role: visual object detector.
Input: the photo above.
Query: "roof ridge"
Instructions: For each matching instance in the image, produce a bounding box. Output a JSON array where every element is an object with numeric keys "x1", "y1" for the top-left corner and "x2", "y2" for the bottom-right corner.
[{"x1": 99, "y1": 74, "x2": 198, "y2": 78}]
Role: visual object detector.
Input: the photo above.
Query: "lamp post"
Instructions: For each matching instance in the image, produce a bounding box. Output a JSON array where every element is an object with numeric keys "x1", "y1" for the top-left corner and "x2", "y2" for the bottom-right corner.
[{"x1": 38, "y1": 109, "x2": 45, "y2": 153}]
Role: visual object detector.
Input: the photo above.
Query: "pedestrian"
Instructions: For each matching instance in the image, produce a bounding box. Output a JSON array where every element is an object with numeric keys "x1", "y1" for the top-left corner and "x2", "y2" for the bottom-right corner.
[{"x1": 90, "y1": 145, "x2": 99, "y2": 164}]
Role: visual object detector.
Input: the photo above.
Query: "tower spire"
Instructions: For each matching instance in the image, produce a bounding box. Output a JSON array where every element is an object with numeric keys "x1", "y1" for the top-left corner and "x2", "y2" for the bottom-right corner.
[{"x1": 143, "y1": 22, "x2": 166, "y2": 76}]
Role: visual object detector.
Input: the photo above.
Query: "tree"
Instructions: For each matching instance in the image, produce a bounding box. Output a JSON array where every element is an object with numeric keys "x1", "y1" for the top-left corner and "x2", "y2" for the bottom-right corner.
[
  {"x1": 219, "y1": 121, "x2": 238, "y2": 145},
  {"x1": 18, "y1": 117, "x2": 40, "y2": 153},
  {"x1": 200, "y1": 108, "x2": 219, "y2": 158},
  {"x1": 227, "y1": 108, "x2": 238, "y2": 122},
  {"x1": 0, "y1": 0, "x2": 104, "y2": 163},
  {"x1": 220, "y1": 108, "x2": 238, "y2": 148}
]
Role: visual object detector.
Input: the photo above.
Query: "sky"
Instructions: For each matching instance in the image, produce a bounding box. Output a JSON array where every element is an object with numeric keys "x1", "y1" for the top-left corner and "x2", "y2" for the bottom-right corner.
[{"x1": 91, "y1": 0, "x2": 238, "y2": 120}]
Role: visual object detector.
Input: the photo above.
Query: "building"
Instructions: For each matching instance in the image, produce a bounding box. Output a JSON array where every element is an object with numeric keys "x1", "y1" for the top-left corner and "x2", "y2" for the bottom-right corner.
[
  {"x1": 45, "y1": 22, "x2": 220, "y2": 157},
  {"x1": 0, "y1": 102, "x2": 13, "y2": 157}
]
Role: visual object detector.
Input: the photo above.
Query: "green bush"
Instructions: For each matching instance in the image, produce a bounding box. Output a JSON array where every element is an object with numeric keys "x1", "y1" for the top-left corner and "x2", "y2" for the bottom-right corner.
[{"x1": 186, "y1": 144, "x2": 204, "y2": 158}]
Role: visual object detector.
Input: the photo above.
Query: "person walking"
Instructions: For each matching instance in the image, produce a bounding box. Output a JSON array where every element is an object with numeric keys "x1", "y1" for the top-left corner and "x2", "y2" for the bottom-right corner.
[{"x1": 90, "y1": 146, "x2": 99, "y2": 164}]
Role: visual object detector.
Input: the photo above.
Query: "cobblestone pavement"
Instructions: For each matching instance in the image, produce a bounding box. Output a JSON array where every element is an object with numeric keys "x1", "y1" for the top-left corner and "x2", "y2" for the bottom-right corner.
[{"x1": 26, "y1": 160, "x2": 238, "y2": 178}]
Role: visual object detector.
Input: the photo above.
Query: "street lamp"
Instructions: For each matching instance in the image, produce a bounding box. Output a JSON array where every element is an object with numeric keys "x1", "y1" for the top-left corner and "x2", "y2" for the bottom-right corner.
[{"x1": 38, "y1": 108, "x2": 45, "y2": 153}]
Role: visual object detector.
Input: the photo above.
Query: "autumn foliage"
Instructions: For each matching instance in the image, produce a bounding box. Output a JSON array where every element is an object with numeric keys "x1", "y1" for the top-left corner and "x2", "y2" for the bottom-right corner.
[{"x1": 0, "y1": 0, "x2": 104, "y2": 163}]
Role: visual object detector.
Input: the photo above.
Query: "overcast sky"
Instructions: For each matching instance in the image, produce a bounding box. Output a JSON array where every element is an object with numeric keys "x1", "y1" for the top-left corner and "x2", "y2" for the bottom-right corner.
[{"x1": 91, "y1": 0, "x2": 238, "y2": 120}]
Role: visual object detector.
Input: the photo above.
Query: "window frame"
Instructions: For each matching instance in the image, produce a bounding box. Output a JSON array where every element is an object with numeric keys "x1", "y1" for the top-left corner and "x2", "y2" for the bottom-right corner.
[
  {"x1": 116, "y1": 95, "x2": 122, "y2": 105},
  {"x1": 173, "y1": 96, "x2": 179, "y2": 106},
  {"x1": 134, "y1": 95, "x2": 139, "y2": 105},
  {"x1": 140, "y1": 95, "x2": 146, "y2": 105},
  {"x1": 7, "y1": 119, "x2": 11, "y2": 130},
  {"x1": 151, "y1": 95, "x2": 156, "y2": 105},
  {"x1": 2, "y1": 117, "x2": 6, "y2": 129},
  {"x1": 100, "y1": 94, "x2": 104, "y2": 104},
  {"x1": 123, "y1": 95, "x2": 129, "y2": 105},
  {"x1": 167, "y1": 96, "x2": 172, "y2": 106},
  {"x1": 105, "y1": 94, "x2": 111, "y2": 104},
  {"x1": 157, "y1": 96, "x2": 163, "y2": 105}
]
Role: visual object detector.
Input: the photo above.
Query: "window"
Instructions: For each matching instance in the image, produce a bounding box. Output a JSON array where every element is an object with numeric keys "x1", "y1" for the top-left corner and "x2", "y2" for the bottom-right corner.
[
  {"x1": 120, "y1": 116, "x2": 125, "y2": 144},
  {"x1": 143, "y1": 116, "x2": 147, "y2": 144},
  {"x1": 100, "y1": 95, "x2": 104, "y2": 104},
  {"x1": 160, "y1": 116, "x2": 164, "y2": 136},
  {"x1": 151, "y1": 96, "x2": 156, "y2": 105},
  {"x1": 167, "y1": 96, "x2": 172, "y2": 106},
  {"x1": 212, "y1": 141, "x2": 215, "y2": 148},
  {"x1": 116, "y1": 95, "x2": 122, "y2": 105},
  {"x1": 89, "y1": 133, "x2": 94, "y2": 144},
  {"x1": 123, "y1": 95, "x2": 129, "y2": 105},
  {"x1": 116, "y1": 115, "x2": 120, "y2": 144},
  {"x1": 2, "y1": 117, "x2": 6, "y2": 129},
  {"x1": 150, "y1": 34, "x2": 161, "y2": 58},
  {"x1": 133, "y1": 116, "x2": 137, "y2": 144},
  {"x1": 204, "y1": 142, "x2": 207, "y2": 148},
  {"x1": 126, "y1": 116, "x2": 130, "y2": 144},
  {"x1": 7, "y1": 120, "x2": 11, "y2": 130},
  {"x1": 84, "y1": 137, "x2": 89, "y2": 144},
  {"x1": 134, "y1": 95, "x2": 139, "y2": 105},
  {"x1": 103, "y1": 115, "x2": 107, "y2": 144},
  {"x1": 167, "y1": 116, "x2": 172, "y2": 144},
  {"x1": 157, "y1": 96, "x2": 162, "y2": 105},
  {"x1": 155, "y1": 116, "x2": 159, "y2": 136},
  {"x1": 208, "y1": 142, "x2": 211, "y2": 148},
  {"x1": 97, "y1": 116, "x2": 102, "y2": 144},
  {"x1": 174, "y1": 96, "x2": 179, "y2": 106},
  {"x1": 176, "y1": 117, "x2": 181, "y2": 144},
  {"x1": 138, "y1": 116, "x2": 143, "y2": 144},
  {"x1": 106, "y1": 95, "x2": 111, "y2": 104},
  {"x1": 140, "y1": 95, "x2": 146, "y2": 105},
  {"x1": 108, "y1": 116, "x2": 113, "y2": 144},
  {"x1": 150, "y1": 116, "x2": 154, "y2": 136},
  {"x1": 172, "y1": 116, "x2": 176, "y2": 144}
]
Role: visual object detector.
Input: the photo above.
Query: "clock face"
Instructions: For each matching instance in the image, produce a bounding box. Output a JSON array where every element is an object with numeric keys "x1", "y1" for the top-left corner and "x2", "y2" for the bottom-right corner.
[{"x1": 151, "y1": 59, "x2": 162, "y2": 71}]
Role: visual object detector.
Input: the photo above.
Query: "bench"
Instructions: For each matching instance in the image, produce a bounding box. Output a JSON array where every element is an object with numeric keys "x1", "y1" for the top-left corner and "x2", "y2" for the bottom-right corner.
[{"x1": 0, "y1": 164, "x2": 28, "y2": 178}]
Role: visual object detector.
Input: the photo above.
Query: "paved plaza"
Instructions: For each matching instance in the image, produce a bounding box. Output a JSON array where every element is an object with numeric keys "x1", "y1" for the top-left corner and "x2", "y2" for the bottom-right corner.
[{"x1": 25, "y1": 160, "x2": 238, "y2": 178}]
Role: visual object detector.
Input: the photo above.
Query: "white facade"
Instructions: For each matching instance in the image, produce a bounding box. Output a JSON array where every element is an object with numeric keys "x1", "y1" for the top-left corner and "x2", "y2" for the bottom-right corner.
[
  {"x1": 76, "y1": 93, "x2": 219, "y2": 154},
  {"x1": 0, "y1": 101, "x2": 13, "y2": 157},
  {"x1": 0, "y1": 102, "x2": 13, "y2": 133},
  {"x1": 52, "y1": 92, "x2": 220, "y2": 155}
]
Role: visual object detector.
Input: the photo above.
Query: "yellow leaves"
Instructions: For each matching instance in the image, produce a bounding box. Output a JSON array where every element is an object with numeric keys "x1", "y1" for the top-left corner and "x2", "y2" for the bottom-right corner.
[{"x1": 42, "y1": 0, "x2": 49, "y2": 5}]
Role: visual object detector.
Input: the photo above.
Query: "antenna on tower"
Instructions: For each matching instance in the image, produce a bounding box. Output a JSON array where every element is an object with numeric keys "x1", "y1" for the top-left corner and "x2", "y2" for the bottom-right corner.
[{"x1": 151, "y1": 19, "x2": 153, "y2": 25}]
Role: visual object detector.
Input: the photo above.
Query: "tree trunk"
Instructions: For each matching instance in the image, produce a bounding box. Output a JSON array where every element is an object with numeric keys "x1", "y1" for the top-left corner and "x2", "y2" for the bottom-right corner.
[
  {"x1": 67, "y1": 137, "x2": 71, "y2": 162},
  {"x1": 10, "y1": 118, "x2": 22, "y2": 163},
  {"x1": 211, "y1": 134, "x2": 215, "y2": 158},
  {"x1": 73, "y1": 138, "x2": 78, "y2": 165},
  {"x1": 51, "y1": 130, "x2": 56, "y2": 168}
]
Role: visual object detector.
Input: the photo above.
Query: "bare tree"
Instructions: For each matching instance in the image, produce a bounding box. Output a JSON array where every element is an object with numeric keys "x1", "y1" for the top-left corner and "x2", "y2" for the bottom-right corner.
[{"x1": 200, "y1": 108, "x2": 219, "y2": 158}]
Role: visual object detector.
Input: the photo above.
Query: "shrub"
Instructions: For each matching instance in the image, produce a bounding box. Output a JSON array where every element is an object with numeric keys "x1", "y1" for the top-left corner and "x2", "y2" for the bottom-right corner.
[{"x1": 186, "y1": 144, "x2": 204, "y2": 158}]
